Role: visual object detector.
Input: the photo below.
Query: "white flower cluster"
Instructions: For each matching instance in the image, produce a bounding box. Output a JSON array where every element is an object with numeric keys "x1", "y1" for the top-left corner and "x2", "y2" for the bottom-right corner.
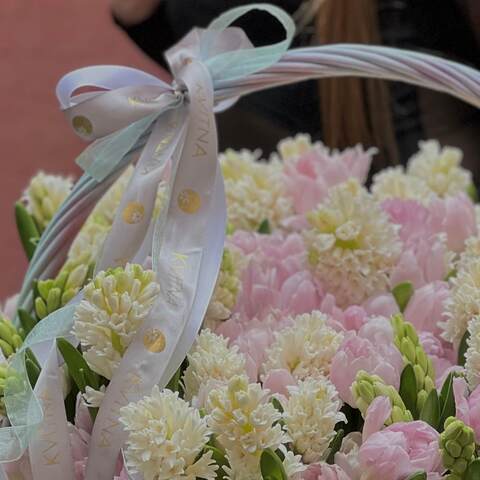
[
  {"x1": 263, "y1": 311, "x2": 343, "y2": 380},
  {"x1": 206, "y1": 375, "x2": 303, "y2": 479},
  {"x1": 73, "y1": 263, "x2": 160, "y2": 379},
  {"x1": 24, "y1": 171, "x2": 73, "y2": 231},
  {"x1": 277, "y1": 133, "x2": 313, "y2": 160},
  {"x1": 204, "y1": 248, "x2": 242, "y2": 329},
  {"x1": 372, "y1": 140, "x2": 471, "y2": 202},
  {"x1": 442, "y1": 257, "x2": 480, "y2": 345},
  {"x1": 371, "y1": 166, "x2": 433, "y2": 204},
  {"x1": 304, "y1": 179, "x2": 401, "y2": 306},
  {"x1": 284, "y1": 377, "x2": 346, "y2": 463},
  {"x1": 466, "y1": 315, "x2": 480, "y2": 390},
  {"x1": 120, "y1": 387, "x2": 217, "y2": 480},
  {"x1": 220, "y1": 149, "x2": 293, "y2": 231},
  {"x1": 407, "y1": 140, "x2": 471, "y2": 198},
  {"x1": 183, "y1": 329, "x2": 247, "y2": 403}
]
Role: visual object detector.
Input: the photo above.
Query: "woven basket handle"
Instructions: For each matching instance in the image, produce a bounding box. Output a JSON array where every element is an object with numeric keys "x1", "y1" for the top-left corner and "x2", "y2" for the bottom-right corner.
[{"x1": 216, "y1": 43, "x2": 480, "y2": 109}]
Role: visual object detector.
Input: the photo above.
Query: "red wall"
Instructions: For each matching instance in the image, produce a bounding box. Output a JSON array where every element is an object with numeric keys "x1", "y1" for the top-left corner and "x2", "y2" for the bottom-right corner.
[{"x1": 0, "y1": 0, "x2": 167, "y2": 299}]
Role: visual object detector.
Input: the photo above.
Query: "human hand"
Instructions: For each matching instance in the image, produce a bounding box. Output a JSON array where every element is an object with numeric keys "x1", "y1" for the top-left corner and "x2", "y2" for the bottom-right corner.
[{"x1": 111, "y1": 0, "x2": 162, "y2": 26}]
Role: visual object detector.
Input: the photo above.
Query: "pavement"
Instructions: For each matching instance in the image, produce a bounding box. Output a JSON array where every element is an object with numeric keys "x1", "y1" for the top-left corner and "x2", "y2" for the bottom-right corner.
[{"x1": 0, "y1": 0, "x2": 167, "y2": 300}]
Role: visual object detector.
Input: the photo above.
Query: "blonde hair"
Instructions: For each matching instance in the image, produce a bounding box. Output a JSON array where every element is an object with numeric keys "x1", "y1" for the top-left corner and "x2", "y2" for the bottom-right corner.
[{"x1": 315, "y1": 0, "x2": 399, "y2": 167}]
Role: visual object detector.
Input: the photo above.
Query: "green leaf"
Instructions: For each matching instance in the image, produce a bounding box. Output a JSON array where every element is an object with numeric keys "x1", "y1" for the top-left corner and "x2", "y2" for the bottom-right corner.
[
  {"x1": 392, "y1": 282, "x2": 414, "y2": 312},
  {"x1": 419, "y1": 388, "x2": 440, "y2": 429},
  {"x1": 271, "y1": 397, "x2": 284, "y2": 413},
  {"x1": 205, "y1": 444, "x2": 229, "y2": 480},
  {"x1": 14, "y1": 202, "x2": 40, "y2": 260},
  {"x1": 25, "y1": 348, "x2": 41, "y2": 371},
  {"x1": 466, "y1": 458, "x2": 480, "y2": 479},
  {"x1": 326, "y1": 429, "x2": 344, "y2": 464},
  {"x1": 57, "y1": 338, "x2": 99, "y2": 392},
  {"x1": 444, "y1": 268, "x2": 457, "y2": 281},
  {"x1": 439, "y1": 372, "x2": 456, "y2": 431},
  {"x1": 260, "y1": 448, "x2": 287, "y2": 480},
  {"x1": 166, "y1": 364, "x2": 182, "y2": 393},
  {"x1": 25, "y1": 358, "x2": 40, "y2": 388},
  {"x1": 406, "y1": 472, "x2": 427, "y2": 480},
  {"x1": 17, "y1": 308, "x2": 37, "y2": 336},
  {"x1": 467, "y1": 182, "x2": 478, "y2": 203},
  {"x1": 458, "y1": 330, "x2": 470, "y2": 367},
  {"x1": 64, "y1": 382, "x2": 78, "y2": 423},
  {"x1": 399, "y1": 364, "x2": 418, "y2": 419},
  {"x1": 258, "y1": 219, "x2": 271, "y2": 234}
]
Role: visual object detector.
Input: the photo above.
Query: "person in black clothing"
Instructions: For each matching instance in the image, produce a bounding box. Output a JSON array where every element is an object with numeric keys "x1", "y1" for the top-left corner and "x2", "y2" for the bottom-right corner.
[{"x1": 112, "y1": 0, "x2": 480, "y2": 178}]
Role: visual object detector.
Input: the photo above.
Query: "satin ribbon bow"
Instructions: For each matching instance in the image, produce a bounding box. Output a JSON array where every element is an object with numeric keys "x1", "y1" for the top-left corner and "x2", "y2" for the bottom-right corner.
[{"x1": 1, "y1": 4, "x2": 295, "y2": 478}]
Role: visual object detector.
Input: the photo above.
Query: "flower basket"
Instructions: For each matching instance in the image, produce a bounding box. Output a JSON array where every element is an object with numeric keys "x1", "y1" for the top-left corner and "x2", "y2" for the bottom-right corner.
[{"x1": 2, "y1": 3, "x2": 480, "y2": 480}]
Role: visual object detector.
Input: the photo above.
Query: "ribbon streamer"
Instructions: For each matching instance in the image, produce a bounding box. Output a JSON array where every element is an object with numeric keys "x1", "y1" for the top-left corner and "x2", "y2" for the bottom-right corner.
[{"x1": 4, "y1": 1, "x2": 480, "y2": 475}]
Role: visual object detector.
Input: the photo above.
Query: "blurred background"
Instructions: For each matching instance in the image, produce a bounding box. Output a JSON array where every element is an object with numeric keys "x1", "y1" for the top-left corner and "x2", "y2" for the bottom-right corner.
[
  {"x1": 0, "y1": 0, "x2": 164, "y2": 298},
  {"x1": 1, "y1": 0, "x2": 480, "y2": 299}
]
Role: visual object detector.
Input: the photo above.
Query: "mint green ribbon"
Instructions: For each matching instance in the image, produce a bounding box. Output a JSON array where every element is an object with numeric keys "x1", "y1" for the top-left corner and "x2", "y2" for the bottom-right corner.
[{"x1": 72, "y1": 3, "x2": 294, "y2": 183}]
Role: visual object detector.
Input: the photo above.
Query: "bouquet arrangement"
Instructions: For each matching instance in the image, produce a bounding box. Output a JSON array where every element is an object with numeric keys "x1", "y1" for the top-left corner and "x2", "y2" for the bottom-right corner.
[
  {"x1": 3, "y1": 3, "x2": 480, "y2": 480},
  {"x1": 4, "y1": 134, "x2": 480, "y2": 480}
]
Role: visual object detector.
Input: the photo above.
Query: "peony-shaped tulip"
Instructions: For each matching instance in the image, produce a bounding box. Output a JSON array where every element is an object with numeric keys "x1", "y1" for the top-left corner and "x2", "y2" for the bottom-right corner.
[
  {"x1": 428, "y1": 193, "x2": 477, "y2": 252},
  {"x1": 358, "y1": 421, "x2": 443, "y2": 479},
  {"x1": 404, "y1": 281, "x2": 449, "y2": 337},
  {"x1": 330, "y1": 317, "x2": 403, "y2": 406},
  {"x1": 280, "y1": 135, "x2": 373, "y2": 216}
]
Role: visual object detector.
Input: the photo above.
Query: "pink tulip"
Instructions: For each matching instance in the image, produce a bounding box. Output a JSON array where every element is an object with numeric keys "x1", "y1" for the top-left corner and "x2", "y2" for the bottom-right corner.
[
  {"x1": 383, "y1": 199, "x2": 451, "y2": 288},
  {"x1": 453, "y1": 377, "x2": 480, "y2": 443},
  {"x1": 297, "y1": 463, "x2": 352, "y2": 480},
  {"x1": 362, "y1": 292, "x2": 399, "y2": 319},
  {"x1": 263, "y1": 368, "x2": 297, "y2": 397},
  {"x1": 330, "y1": 318, "x2": 403, "y2": 406},
  {"x1": 404, "y1": 281, "x2": 449, "y2": 336},
  {"x1": 283, "y1": 144, "x2": 373, "y2": 215},
  {"x1": 362, "y1": 396, "x2": 392, "y2": 442},
  {"x1": 418, "y1": 332, "x2": 455, "y2": 387},
  {"x1": 216, "y1": 313, "x2": 291, "y2": 381},
  {"x1": 428, "y1": 193, "x2": 477, "y2": 252},
  {"x1": 359, "y1": 421, "x2": 443, "y2": 479}
]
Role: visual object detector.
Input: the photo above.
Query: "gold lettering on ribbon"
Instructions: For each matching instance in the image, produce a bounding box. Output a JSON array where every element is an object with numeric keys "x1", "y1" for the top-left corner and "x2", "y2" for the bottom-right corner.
[
  {"x1": 165, "y1": 252, "x2": 188, "y2": 307},
  {"x1": 37, "y1": 388, "x2": 61, "y2": 466},
  {"x1": 98, "y1": 372, "x2": 142, "y2": 448},
  {"x1": 141, "y1": 120, "x2": 179, "y2": 175},
  {"x1": 192, "y1": 82, "x2": 211, "y2": 158}
]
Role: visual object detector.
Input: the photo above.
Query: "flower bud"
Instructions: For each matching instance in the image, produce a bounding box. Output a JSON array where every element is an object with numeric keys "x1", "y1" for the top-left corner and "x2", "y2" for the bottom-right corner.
[{"x1": 440, "y1": 417, "x2": 475, "y2": 475}]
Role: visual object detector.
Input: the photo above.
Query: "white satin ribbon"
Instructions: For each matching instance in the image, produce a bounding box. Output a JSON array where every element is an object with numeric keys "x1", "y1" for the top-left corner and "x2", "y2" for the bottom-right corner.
[
  {"x1": 28, "y1": 347, "x2": 75, "y2": 480},
  {"x1": 85, "y1": 59, "x2": 224, "y2": 480}
]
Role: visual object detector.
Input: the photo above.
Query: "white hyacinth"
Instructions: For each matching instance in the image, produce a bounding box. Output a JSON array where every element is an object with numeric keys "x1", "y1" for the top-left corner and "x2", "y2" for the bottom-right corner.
[
  {"x1": 277, "y1": 133, "x2": 313, "y2": 160},
  {"x1": 183, "y1": 329, "x2": 246, "y2": 403},
  {"x1": 224, "y1": 447, "x2": 304, "y2": 480},
  {"x1": 24, "y1": 171, "x2": 73, "y2": 231},
  {"x1": 371, "y1": 166, "x2": 433, "y2": 204},
  {"x1": 206, "y1": 375, "x2": 288, "y2": 478},
  {"x1": 304, "y1": 179, "x2": 401, "y2": 307},
  {"x1": 442, "y1": 257, "x2": 480, "y2": 345},
  {"x1": 204, "y1": 248, "x2": 241, "y2": 329},
  {"x1": 466, "y1": 315, "x2": 480, "y2": 390},
  {"x1": 263, "y1": 311, "x2": 343, "y2": 381},
  {"x1": 73, "y1": 263, "x2": 160, "y2": 379},
  {"x1": 220, "y1": 149, "x2": 293, "y2": 231},
  {"x1": 82, "y1": 385, "x2": 106, "y2": 408},
  {"x1": 120, "y1": 387, "x2": 216, "y2": 480},
  {"x1": 407, "y1": 140, "x2": 471, "y2": 197},
  {"x1": 283, "y1": 377, "x2": 346, "y2": 464}
]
